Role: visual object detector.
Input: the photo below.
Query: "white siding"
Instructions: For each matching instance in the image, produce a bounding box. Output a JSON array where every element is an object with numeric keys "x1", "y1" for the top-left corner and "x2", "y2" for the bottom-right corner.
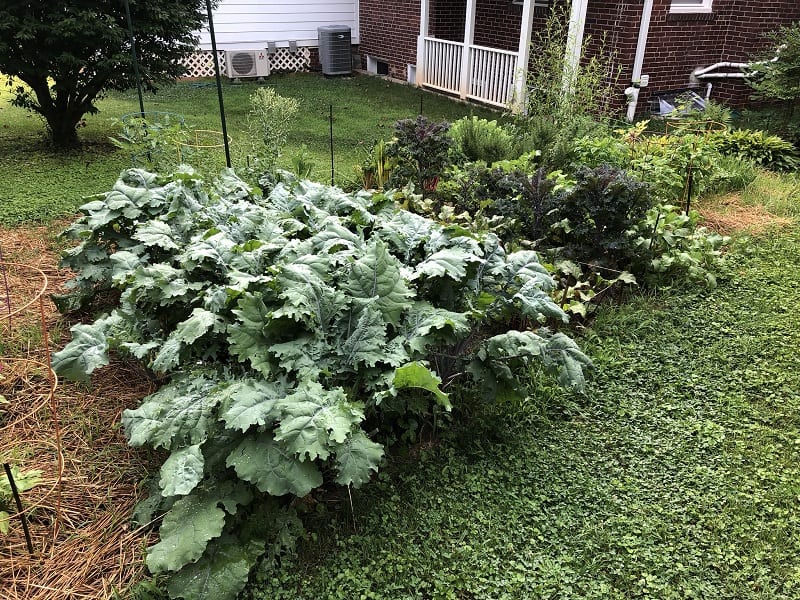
[{"x1": 198, "y1": 1, "x2": 359, "y2": 50}]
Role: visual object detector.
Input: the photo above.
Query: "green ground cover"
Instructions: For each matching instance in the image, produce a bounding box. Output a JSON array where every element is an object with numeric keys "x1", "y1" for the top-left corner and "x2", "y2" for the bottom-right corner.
[
  {"x1": 247, "y1": 224, "x2": 800, "y2": 600},
  {"x1": 0, "y1": 73, "x2": 496, "y2": 225}
]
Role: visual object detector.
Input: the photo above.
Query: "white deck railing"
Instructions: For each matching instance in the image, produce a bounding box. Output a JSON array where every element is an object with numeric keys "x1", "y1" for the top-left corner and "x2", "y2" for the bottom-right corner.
[{"x1": 421, "y1": 37, "x2": 518, "y2": 108}]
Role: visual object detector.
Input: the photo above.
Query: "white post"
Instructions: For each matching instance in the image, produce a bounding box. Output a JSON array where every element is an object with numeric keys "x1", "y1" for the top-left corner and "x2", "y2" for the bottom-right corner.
[
  {"x1": 563, "y1": 0, "x2": 589, "y2": 94},
  {"x1": 459, "y1": 0, "x2": 477, "y2": 99},
  {"x1": 512, "y1": 0, "x2": 536, "y2": 112},
  {"x1": 416, "y1": 0, "x2": 430, "y2": 86}
]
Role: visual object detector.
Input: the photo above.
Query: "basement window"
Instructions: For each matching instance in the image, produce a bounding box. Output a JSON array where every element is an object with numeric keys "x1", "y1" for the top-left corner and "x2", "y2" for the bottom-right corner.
[{"x1": 670, "y1": 0, "x2": 713, "y2": 14}]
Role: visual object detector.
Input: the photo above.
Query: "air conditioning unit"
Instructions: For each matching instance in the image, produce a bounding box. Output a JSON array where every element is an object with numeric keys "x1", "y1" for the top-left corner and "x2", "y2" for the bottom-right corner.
[
  {"x1": 318, "y1": 26, "x2": 352, "y2": 76},
  {"x1": 225, "y1": 49, "x2": 270, "y2": 79}
]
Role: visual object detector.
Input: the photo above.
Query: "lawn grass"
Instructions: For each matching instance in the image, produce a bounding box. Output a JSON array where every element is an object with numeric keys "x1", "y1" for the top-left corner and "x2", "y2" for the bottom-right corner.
[
  {"x1": 247, "y1": 225, "x2": 800, "y2": 600},
  {"x1": 0, "y1": 72, "x2": 498, "y2": 225}
]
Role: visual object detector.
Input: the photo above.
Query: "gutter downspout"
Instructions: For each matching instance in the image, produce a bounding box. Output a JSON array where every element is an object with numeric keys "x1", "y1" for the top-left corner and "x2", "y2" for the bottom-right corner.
[{"x1": 626, "y1": 0, "x2": 654, "y2": 122}]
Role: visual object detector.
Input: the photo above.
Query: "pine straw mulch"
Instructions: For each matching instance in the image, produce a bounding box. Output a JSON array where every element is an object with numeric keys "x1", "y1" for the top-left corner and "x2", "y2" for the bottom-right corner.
[
  {"x1": 1, "y1": 224, "x2": 159, "y2": 600},
  {"x1": 697, "y1": 193, "x2": 794, "y2": 235}
]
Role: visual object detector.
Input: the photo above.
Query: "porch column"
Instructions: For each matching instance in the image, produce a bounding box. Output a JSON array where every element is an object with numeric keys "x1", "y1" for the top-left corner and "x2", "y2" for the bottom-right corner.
[
  {"x1": 563, "y1": 0, "x2": 589, "y2": 93},
  {"x1": 459, "y1": 0, "x2": 477, "y2": 99},
  {"x1": 512, "y1": 0, "x2": 536, "y2": 112},
  {"x1": 416, "y1": 0, "x2": 431, "y2": 85}
]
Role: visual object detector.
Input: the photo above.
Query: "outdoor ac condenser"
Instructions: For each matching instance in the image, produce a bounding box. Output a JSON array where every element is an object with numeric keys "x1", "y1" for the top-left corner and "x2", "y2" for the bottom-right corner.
[
  {"x1": 225, "y1": 49, "x2": 270, "y2": 79},
  {"x1": 318, "y1": 26, "x2": 352, "y2": 76}
]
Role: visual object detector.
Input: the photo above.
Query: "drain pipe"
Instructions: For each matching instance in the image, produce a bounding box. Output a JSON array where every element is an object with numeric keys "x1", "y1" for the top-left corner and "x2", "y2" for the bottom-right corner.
[{"x1": 626, "y1": 0, "x2": 654, "y2": 122}]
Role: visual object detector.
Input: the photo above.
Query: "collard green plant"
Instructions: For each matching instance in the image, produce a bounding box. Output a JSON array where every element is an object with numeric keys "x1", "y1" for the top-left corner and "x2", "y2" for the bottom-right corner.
[
  {"x1": 110, "y1": 115, "x2": 189, "y2": 173},
  {"x1": 630, "y1": 204, "x2": 729, "y2": 288},
  {"x1": 52, "y1": 168, "x2": 591, "y2": 599}
]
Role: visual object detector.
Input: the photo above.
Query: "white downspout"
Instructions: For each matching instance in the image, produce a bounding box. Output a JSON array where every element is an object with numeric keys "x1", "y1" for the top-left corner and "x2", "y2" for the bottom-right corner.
[
  {"x1": 626, "y1": 0, "x2": 654, "y2": 122},
  {"x1": 415, "y1": 0, "x2": 430, "y2": 86}
]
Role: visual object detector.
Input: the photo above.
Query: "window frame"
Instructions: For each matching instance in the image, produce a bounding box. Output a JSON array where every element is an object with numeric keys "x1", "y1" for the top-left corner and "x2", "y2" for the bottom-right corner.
[{"x1": 670, "y1": 0, "x2": 713, "y2": 14}]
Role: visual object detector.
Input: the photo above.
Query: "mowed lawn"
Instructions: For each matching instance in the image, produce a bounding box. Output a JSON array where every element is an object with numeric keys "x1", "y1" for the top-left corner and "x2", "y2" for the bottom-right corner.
[{"x1": 0, "y1": 72, "x2": 498, "y2": 225}]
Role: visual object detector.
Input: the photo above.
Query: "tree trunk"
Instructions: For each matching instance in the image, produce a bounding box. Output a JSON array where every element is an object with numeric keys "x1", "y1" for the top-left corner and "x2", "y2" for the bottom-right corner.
[{"x1": 46, "y1": 113, "x2": 82, "y2": 149}]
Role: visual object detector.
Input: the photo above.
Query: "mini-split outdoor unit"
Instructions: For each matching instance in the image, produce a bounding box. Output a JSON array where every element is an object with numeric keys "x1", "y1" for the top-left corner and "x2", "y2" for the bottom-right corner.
[
  {"x1": 225, "y1": 49, "x2": 270, "y2": 79},
  {"x1": 318, "y1": 26, "x2": 352, "y2": 75}
]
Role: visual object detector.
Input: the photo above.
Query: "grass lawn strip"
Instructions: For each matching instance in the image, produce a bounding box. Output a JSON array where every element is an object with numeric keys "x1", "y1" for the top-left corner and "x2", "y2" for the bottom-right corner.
[
  {"x1": 249, "y1": 226, "x2": 800, "y2": 600},
  {"x1": 0, "y1": 73, "x2": 497, "y2": 226}
]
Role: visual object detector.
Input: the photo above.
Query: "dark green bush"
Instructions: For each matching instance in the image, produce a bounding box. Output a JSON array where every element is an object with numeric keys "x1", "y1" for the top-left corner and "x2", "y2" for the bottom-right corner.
[{"x1": 546, "y1": 164, "x2": 654, "y2": 269}]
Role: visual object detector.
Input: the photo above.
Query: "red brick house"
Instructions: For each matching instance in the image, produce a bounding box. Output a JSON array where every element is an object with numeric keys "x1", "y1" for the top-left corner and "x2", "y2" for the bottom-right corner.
[{"x1": 357, "y1": 0, "x2": 800, "y2": 118}]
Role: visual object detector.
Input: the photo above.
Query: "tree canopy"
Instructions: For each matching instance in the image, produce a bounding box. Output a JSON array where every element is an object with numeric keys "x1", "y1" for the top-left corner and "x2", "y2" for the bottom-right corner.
[{"x1": 0, "y1": 1, "x2": 211, "y2": 147}]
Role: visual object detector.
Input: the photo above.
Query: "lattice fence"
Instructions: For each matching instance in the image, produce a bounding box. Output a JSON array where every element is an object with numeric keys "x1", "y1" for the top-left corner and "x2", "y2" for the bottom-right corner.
[
  {"x1": 180, "y1": 48, "x2": 311, "y2": 78},
  {"x1": 268, "y1": 47, "x2": 311, "y2": 72},
  {"x1": 181, "y1": 51, "x2": 227, "y2": 78}
]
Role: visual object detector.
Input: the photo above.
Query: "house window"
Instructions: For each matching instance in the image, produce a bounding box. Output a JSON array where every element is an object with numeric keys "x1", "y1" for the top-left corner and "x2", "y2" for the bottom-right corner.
[
  {"x1": 512, "y1": 0, "x2": 549, "y2": 8},
  {"x1": 670, "y1": 0, "x2": 713, "y2": 14}
]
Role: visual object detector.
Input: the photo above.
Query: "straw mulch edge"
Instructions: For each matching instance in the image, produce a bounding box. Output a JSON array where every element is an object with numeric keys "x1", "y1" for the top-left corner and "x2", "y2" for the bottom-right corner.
[{"x1": 2, "y1": 224, "x2": 160, "y2": 600}]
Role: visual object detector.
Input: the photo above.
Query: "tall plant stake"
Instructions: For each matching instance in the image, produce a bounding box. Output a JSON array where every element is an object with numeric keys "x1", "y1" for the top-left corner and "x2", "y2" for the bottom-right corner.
[
  {"x1": 329, "y1": 104, "x2": 335, "y2": 186},
  {"x1": 205, "y1": 0, "x2": 232, "y2": 168},
  {"x1": 3, "y1": 463, "x2": 35, "y2": 555}
]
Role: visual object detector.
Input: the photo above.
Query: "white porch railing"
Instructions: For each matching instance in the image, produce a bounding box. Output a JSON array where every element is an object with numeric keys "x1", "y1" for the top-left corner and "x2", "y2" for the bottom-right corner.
[
  {"x1": 468, "y1": 45, "x2": 518, "y2": 107},
  {"x1": 421, "y1": 37, "x2": 518, "y2": 108},
  {"x1": 423, "y1": 37, "x2": 463, "y2": 94}
]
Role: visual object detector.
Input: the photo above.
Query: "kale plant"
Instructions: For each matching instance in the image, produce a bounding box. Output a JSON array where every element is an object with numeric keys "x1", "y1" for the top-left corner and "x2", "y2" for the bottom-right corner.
[{"x1": 52, "y1": 169, "x2": 591, "y2": 599}]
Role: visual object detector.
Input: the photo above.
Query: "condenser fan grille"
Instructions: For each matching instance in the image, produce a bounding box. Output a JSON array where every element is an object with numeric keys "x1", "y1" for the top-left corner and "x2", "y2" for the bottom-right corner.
[{"x1": 230, "y1": 52, "x2": 255, "y2": 75}]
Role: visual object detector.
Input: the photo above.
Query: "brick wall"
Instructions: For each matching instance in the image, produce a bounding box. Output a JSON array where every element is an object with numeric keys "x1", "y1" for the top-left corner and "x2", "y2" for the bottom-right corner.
[
  {"x1": 360, "y1": 0, "x2": 800, "y2": 113},
  {"x1": 583, "y1": 0, "x2": 800, "y2": 115},
  {"x1": 358, "y1": 0, "x2": 421, "y2": 80}
]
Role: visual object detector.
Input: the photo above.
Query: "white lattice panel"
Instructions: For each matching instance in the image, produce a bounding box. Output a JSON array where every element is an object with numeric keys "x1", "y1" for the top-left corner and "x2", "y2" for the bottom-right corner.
[
  {"x1": 180, "y1": 48, "x2": 310, "y2": 78},
  {"x1": 180, "y1": 51, "x2": 227, "y2": 78},
  {"x1": 268, "y1": 48, "x2": 311, "y2": 72}
]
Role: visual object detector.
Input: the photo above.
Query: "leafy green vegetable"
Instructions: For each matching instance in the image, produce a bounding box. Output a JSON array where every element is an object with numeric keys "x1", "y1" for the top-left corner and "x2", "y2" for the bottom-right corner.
[{"x1": 53, "y1": 169, "x2": 590, "y2": 599}]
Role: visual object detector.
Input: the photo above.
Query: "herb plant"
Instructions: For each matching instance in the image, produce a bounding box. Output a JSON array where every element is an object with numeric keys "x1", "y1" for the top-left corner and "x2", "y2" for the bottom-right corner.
[{"x1": 52, "y1": 168, "x2": 591, "y2": 599}]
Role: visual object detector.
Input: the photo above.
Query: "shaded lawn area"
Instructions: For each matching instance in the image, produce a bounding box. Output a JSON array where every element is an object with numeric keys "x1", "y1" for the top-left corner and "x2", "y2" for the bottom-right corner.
[
  {"x1": 0, "y1": 72, "x2": 497, "y2": 225},
  {"x1": 250, "y1": 226, "x2": 800, "y2": 600}
]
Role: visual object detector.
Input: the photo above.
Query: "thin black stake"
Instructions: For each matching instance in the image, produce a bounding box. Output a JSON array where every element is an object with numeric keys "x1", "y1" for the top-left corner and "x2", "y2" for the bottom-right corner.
[
  {"x1": 685, "y1": 163, "x2": 694, "y2": 214},
  {"x1": 329, "y1": 104, "x2": 335, "y2": 186},
  {"x1": 123, "y1": 0, "x2": 145, "y2": 118},
  {"x1": 419, "y1": 92, "x2": 423, "y2": 116},
  {"x1": 3, "y1": 464, "x2": 34, "y2": 555},
  {"x1": 205, "y1": 0, "x2": 232, "y2": 168}
]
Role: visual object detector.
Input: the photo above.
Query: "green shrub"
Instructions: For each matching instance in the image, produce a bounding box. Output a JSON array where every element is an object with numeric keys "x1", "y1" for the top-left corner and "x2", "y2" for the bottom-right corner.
[
  {"x1": 450, "y1": 116, "x2": 513, "y2": 164},
  {"x1": 547, "y1": 165, "x2": 654, "y2": 269},
  {"x1": 710, "y1": 128, "x2": 800, "y2": 172},
  {"x1": 630, "y1": 204, "x2": 729, "y2": 287}
]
